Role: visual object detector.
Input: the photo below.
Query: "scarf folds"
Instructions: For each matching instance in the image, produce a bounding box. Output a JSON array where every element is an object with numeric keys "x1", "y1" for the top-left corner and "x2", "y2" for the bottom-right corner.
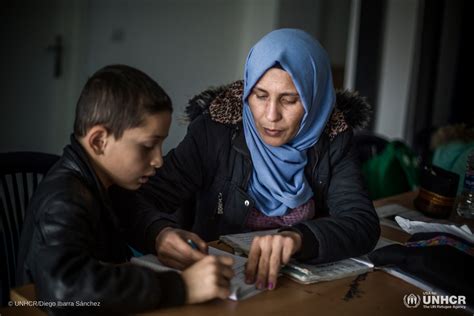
[{"x1": 242, "y1": 28, "x2": 335, "y2": 216}]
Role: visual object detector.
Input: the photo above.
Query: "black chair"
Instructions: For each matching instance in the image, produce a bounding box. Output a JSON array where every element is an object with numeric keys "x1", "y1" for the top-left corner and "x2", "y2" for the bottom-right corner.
[{"x1": 0, "y1": 152, "x2": 59, "y2": 306}]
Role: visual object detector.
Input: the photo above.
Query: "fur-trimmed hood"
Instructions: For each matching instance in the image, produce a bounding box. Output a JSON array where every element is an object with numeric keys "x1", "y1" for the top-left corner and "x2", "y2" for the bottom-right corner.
[{"x1": 185, "y1": 80, "x2": 371, "y2": 139}]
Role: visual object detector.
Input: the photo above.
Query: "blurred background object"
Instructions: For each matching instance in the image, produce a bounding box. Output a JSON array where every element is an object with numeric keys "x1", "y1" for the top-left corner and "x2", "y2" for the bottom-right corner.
[
  {"x1": 430, "y1": 124, "x2": 474, "y2": 194},
  {"x1": 361, "y1": 140, "x2": 419, "y2": 200},
  {"x1": 454, "y1": 150, "x2": 474, "y2": 219},
  {"x1": 0, "y1": 151, "x2": 60, "y2": 305},
  {"x1": 414, "y1": 164, "x2": 459, "y2": 218},
  {"x1": 1, "y1": 0, "x2": 472, "y2": 201}
]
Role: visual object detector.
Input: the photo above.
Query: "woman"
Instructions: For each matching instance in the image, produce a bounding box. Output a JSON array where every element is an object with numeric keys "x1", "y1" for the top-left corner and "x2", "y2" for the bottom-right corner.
[{"x1": 119, "y1": 29, "x2": 379, "y2": 290}]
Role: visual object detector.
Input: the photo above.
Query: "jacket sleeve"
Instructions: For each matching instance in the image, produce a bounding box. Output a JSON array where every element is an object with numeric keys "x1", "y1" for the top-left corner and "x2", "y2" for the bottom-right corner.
[
  {"x1": 289, "y1": 129, "x2": 380, "y2": 263},
  {"x1": 33, "y1": 192, "x2": 187, "y2": 314},
  {"x1": 112, "y1": 115, "x2": 217, "y2": 253}
]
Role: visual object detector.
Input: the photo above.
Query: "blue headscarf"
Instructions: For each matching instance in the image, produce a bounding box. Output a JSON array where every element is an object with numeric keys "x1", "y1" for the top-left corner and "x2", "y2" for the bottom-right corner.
[{"x1": 243, "y1": 28, "x2": 335, "y2": 216}]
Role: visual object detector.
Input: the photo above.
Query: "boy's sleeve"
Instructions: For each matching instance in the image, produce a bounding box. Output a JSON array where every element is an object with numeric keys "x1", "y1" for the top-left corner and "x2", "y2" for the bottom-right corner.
[
  {"x1": 33, "y1": 194, "x2": 187, "y2": 314},
  {"x1": 288, "y1": 129, "x2": 381, "y2": 263}
]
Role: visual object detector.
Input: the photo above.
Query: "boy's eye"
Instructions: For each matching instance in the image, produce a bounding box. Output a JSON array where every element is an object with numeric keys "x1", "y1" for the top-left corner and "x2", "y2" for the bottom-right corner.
[{"x1": 142, "y1": 144, "x2": 154, "y2": 150}]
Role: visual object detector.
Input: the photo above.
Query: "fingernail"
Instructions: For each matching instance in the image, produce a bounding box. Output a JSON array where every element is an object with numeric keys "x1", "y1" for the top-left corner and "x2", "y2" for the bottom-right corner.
[{"x1": 268, "y1": 282, "x2": 274, "y2": 290}]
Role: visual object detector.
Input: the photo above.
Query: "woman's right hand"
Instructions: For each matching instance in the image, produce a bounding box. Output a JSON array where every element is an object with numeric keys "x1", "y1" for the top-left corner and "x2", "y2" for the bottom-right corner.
[
  {"x1": 182, "y1": 255, "x2": 235, "y2": 304},
  {"x1": 154, "y1": 227, "x2": 208, "y2": 270}
]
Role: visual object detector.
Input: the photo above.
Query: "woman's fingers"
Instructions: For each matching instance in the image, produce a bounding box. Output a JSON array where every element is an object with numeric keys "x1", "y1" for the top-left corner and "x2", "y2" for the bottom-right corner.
[
  {"x1": 245, "y1": 233, "x2": 301, "y2": 290},
  {"x1": 245, "y1": 235, "x2": 278, "y2": 289},
  {"x1": 267, "y1": 236, "x2": 284, "y2": 289},
  {"x1": 164, "y1": 229, "x2": 300, "y2": 295},
  {"x1": 279, "y1": 230, "x2": 302, "y2": 262},
  {"x1": 281, "y1": 236, "x2": 294, "y2": 265},
  {"x1": 255, "y1": 236, "x2": 272, "y2": 289},
  {"x1": 245, "y1": 237, "x2": 262, "y2": 284}
]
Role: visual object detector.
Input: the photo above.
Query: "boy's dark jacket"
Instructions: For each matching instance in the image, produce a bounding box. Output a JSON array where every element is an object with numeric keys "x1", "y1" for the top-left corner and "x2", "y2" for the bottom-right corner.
[
  {"x1": 16, "y1": 136, "x2": 186, "y2": 314},
  {"x1": 121, "y1": 81, "x2": 380, "y2": 264}
]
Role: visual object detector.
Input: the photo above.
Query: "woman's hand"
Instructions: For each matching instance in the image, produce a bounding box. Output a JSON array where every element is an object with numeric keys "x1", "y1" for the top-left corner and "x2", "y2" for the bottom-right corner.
[
  {"x1": 245, "y1": 231, "x2": 302, "y2": 290},
  {"x1": 182, "y1": 255, "x2": 235, "y2": 304},
  {"x1": 155, "y1": 227, "x2": 208, "y2": 270}
]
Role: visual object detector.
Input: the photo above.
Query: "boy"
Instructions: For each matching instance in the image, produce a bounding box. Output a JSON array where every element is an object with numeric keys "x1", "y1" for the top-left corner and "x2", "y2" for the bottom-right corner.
[{"x1": 16, "y1": 65, "x2": 234, "y2": 314}]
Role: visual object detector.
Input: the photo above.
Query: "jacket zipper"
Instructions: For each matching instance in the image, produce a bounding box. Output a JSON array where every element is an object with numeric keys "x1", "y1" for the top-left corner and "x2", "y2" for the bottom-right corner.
[{"x1": 217, "y1": 192, "x2": 224, "y2": 215}]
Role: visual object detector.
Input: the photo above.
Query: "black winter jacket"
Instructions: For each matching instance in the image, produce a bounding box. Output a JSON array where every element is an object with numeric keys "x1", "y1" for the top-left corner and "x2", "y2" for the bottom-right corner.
[
  {"x1": 16, "y1": 136, "x2": 186, "y2": 315},
  {"x1": 125, "y1": 81, "x2": 380, "y2": 264}
]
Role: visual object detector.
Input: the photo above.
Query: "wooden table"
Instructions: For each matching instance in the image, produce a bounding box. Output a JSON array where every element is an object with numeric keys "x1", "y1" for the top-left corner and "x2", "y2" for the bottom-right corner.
[{"x1": 7, "y1": 191, "x2": 468, "y2": 315}]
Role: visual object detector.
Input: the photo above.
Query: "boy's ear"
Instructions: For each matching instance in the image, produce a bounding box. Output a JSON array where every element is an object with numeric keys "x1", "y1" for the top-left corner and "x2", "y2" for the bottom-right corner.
[{"x1": 87, "y1": 126, "x2": 110, "y2": 155}]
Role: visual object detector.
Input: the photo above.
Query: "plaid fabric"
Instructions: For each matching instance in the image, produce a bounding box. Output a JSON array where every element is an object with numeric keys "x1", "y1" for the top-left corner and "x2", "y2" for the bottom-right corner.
[
  {"x1": 406, "y1": 236, "x2": 474, "y2": 256},
  {"x1": 245, "y1": 199, "x2": 315, "y2": 230}
]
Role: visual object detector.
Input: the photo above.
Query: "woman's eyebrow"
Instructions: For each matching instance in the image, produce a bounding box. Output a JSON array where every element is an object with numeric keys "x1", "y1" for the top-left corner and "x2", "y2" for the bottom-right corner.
[
  {"x1": 280, "y1": 92, "x2": 299, "y2": 97},
  {"x1": 253, "y1": 86, "x2": 299, "y2": 97},
  {"x1": 253, "y1": 87, "x2": 267, "y2": 93}
]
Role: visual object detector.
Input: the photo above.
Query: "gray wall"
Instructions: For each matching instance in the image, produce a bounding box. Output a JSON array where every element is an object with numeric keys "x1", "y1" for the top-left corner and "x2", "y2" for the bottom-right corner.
[
  {"x1": 0, "y1": 0, "x2": 280, "y2": 154},
  {"x1": 374, "y1": 0, "x2": 419, "y2": 139},
  {"x1": 278, "y1": 0, "x2": 350, "y2": 66},
  {"x1": 0, "y1": 0, "x2": 82, "y2": 154},
  {"x1": 80, "y1": 0, "x2": 279, "y2": 154},
  {"x1": 1, "y1": 0, "x2": 352, "y2": 154}
]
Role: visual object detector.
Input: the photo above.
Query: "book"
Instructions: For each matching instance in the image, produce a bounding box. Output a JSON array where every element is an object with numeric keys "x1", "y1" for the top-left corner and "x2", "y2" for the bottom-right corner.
[
  {"x1": 130, "y1": 247, "x2": 264, "y2": 301},
  {"x1": 379, "y1": 266, "x2": 442, "y2": 294},
  {"x1": 219, "y1": 229, "x2": 386, "y2": 284},
  {"x1": 280, "y1": 258, "x2": 372, "y2": 284}
]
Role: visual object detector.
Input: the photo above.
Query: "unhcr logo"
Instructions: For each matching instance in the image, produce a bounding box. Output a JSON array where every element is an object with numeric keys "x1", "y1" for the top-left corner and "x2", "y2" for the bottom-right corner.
[
  {"x1": 403, "y1": 294, "x2": 421, "y2": 308},
  {"x1": 403, "y1": 292, "x2": 466, "y2": 310}
]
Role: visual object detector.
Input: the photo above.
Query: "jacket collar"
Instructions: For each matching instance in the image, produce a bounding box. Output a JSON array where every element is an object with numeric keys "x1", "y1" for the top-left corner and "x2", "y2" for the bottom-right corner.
[
  {"x1": 231, "y1": 125, "x2": 251, "y2": 158},
  {"x1": 185, "y1": 80, "x2": 372, "y2": 138},
  {"x1": 63, "y1": 134, "x2": 113, "y2": 213}
]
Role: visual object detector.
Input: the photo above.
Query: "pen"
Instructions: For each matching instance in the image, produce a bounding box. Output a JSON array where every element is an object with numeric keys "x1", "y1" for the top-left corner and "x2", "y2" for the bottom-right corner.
[{"x1": 187, "y1": 239, "x2": 199, "y2": 251}]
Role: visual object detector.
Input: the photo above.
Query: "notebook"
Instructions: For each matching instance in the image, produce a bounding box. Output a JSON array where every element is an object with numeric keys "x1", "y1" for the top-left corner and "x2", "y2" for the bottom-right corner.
[
  {"x1": 130, "y1": 247, "x2": 264, "y2": 300},
  {"x1": 219, "y1": 229, "x2": 390, "y2": 284}
]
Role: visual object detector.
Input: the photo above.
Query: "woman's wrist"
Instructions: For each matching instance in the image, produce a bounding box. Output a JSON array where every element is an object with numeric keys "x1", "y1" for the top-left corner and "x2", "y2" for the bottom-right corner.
[{"x1": 279, "y1": 224, "x2": 319, "y2": 260}]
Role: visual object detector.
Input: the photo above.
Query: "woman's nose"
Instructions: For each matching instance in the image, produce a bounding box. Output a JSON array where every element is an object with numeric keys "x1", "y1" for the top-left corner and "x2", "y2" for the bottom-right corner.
[{"x1": 265, "y1": 100, "x2": 281, "y2": 122}]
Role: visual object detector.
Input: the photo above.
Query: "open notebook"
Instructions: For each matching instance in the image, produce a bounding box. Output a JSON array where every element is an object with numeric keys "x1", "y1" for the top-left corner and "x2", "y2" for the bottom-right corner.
[
  {"x1": 219, "y1": 229, "x2": 391, "y2": 284},
  {"x1": 130, "y1": 247, "x2": 264, "y2": 300}
]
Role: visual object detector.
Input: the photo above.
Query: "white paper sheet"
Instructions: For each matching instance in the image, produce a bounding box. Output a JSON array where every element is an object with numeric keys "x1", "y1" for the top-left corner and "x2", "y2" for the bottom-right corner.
[
  {"x1": 394, "y1": 216, "x2": 474, "y2": 243},
  {"x1": 130, "y1": 247, "x2": 264, "y2": 301}
]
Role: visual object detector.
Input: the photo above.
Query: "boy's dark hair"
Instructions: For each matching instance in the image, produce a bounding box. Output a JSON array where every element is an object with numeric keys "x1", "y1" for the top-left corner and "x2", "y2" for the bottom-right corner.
[{"x1": 74, "y1": 64, "x2": 172, "y2": 139}]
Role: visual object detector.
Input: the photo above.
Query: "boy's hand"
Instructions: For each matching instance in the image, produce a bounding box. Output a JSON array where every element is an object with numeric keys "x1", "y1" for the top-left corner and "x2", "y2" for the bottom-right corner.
[
  {"x1": 244, "y1": 231, "x2": 302, "y2": 290},
  {"x1": 155, "y1": 227, "x2": 208, "y2": 270},
  {"x1": 182, "y1": 255, "x2": 235, "y2": 304}
]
